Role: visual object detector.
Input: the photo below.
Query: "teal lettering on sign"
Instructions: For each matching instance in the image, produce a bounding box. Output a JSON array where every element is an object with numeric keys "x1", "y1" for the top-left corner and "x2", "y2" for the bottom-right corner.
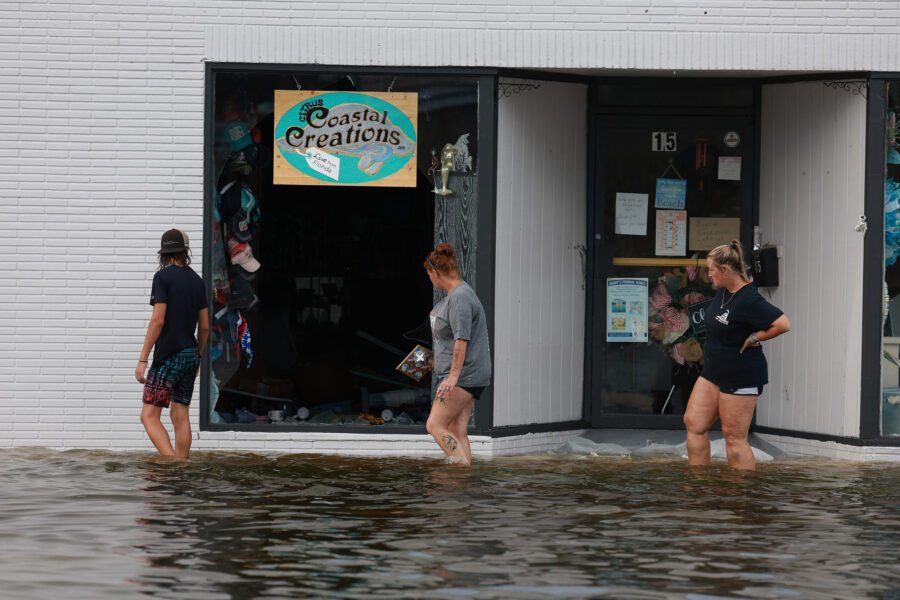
[{"x1": 274, "y1": 92, "x2": 416, "y2": 185}]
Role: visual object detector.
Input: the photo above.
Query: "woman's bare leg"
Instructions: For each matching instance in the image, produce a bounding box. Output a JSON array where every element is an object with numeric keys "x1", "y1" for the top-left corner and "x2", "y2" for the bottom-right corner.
[
  {"x1": 426, "y1": 387, "x2": 474, "y2": 464},
  {"x1": 683, "y1": 376, "x2": 720, "y2": 466},
  {"x1": 719, "y1": 393, "x2": 758, "y2": 471},
  {"x1": 448, "y1": 397, "x2": 474, "y2": 464}
]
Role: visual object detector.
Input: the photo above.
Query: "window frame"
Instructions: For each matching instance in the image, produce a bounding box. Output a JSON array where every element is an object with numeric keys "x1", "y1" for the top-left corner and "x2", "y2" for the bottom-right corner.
[{"x1": 200, "y1": 63, "x2": 499, "y2": 435}]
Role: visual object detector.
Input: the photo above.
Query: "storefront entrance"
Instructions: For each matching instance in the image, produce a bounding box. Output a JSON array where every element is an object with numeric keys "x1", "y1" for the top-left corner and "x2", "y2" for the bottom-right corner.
[{"x1": 589, "y1": 95, "x2": 755, "y2": 427}]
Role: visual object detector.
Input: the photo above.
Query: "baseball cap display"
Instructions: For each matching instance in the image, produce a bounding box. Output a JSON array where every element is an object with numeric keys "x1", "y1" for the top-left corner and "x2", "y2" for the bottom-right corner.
[
  {"x1": 228, "y1": 143, "x2": 260, "y2": 175},
  {"x1": 227, "y1": 186, "x2": 260, "y2": 242},
  {"x1": 229, "y1": 273, "x2": 259, "y2": 311},
  {"x1": 229, "y1": 211, "x2": 252, "y2": 242},
  {"x1": 224, "y1": 120, "x2": 253, "y2": 152},
  {"x1": 218, "y1": 181, "x2": 242, "y2": 222},
  {"x1": 226, "y1": 237, "x2": 261, "y2": 273},
  {"x1": 159, "y1": 229, "x2": 189, "y2": 254},
  {"x1": 232, "y1": 245, "x2": 261, "y2": 273}
]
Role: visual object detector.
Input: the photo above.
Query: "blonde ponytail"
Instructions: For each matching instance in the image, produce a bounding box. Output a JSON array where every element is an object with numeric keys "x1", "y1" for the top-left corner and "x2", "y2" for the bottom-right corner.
[{"x1": 709, "y1": 239, "x2": 751, "y2": 282}]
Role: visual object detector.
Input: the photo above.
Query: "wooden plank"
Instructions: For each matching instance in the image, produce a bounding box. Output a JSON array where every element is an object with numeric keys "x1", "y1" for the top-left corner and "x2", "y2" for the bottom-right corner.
[
  {"x1": 433, "y1": 172, "x2": 478, "y2": 294},
  {"x1": 613, "y1": 257, "x2": 706, "y2": 267},
  {"x1": 433, "y1": 172, "x2": 478, "y2": 409}
]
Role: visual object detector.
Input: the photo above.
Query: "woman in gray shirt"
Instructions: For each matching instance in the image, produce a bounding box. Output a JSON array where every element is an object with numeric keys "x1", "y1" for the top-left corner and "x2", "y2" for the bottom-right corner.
[{"x1": 424, "y1": 243, "x2": 491, "y2": 465}]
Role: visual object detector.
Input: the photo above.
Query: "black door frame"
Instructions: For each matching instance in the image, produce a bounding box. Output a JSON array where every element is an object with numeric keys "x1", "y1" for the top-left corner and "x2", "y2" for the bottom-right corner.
[{"x1": 586, "y1": 100, "x2": 756, "y2": 429}]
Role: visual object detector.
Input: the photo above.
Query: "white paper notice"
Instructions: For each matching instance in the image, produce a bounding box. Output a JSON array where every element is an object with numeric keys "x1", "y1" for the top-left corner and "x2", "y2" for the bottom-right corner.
[
  {"x1": 304, "y1": 148, "x2": 340, "y2": 181},
  {"x1": 615, "y1": 193, "x2": 648, "y2": 236},
  {"x1": 718, "y1": 156, "x2": 742, "y2": 181},
  {"x1": 655, "y1": 210, "x2": 687, "y2": 256}
]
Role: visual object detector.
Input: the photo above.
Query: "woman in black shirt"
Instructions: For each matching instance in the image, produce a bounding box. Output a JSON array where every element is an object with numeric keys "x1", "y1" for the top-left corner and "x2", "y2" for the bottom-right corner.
[{"x1": 684, "y1": 240, "x2": 791, "y2": 470}]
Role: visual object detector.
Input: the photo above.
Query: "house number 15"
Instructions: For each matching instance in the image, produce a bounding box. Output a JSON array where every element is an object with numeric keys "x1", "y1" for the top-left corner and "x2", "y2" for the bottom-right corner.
[{"x1": 651, "y1": 131, "x2": 677, "y2": 152}]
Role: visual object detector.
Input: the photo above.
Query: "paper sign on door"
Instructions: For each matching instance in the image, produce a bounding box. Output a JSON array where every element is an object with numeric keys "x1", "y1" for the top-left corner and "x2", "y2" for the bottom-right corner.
[
  {"x1": 615, "y1": 193, "x2": 648, "y2": 236},
  {"x1": 655, "y1": 210, "x2": 687, "y2": 256}
]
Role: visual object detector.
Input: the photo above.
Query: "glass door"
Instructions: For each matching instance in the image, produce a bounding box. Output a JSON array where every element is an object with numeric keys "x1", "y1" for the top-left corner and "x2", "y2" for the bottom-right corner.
[{"x1": 590, "y1": 115, "x2": 753, "y2": 426}]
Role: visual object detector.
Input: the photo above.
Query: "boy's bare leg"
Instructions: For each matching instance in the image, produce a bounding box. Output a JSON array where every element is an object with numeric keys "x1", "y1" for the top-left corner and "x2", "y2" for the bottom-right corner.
[
  {"x1": 169, "y1": 402, "x2": 192, "y2": 459},
  {"x1": 141, "y1": 404, "x2": 175, "y2": 456}
]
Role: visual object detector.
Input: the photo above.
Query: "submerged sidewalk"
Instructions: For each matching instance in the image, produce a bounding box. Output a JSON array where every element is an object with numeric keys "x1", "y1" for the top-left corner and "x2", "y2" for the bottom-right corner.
[
  {"x1": 554, "y1": 428, "x2": 783, "y2": 462},
  {"x1": 549, "y1": 428, "x2": 900, "y2": 463}
]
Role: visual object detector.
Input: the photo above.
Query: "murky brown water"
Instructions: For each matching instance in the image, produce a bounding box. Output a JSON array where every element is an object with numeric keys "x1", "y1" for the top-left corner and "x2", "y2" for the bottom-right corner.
[{"x1": 2, "y1": 449, "x2": 900, "y2": 599}]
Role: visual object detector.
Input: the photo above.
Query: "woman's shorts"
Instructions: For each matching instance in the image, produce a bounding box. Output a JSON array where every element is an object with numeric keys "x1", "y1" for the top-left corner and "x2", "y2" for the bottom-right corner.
[
  {"x1": 720, "y1": 385, "x2": 763, "y2": 396},
  {"x1": 458, "y1": 385, "x2": 486, "y2": 400},
  {"x1": 142, "y1": 348, "x2": 200, "y2": 408}
]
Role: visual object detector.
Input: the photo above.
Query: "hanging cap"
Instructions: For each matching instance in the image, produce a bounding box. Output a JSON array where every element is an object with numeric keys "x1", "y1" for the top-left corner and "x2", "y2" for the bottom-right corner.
[
  {"x1": 224, "y1": 120, "x2": 253, "y2": 152},
  {"x1": 159, "y1": 229, "x2": 189, "y2": 254},
  {"x1": 231, "y1": 245, "x2": 261, "y2": 273}
]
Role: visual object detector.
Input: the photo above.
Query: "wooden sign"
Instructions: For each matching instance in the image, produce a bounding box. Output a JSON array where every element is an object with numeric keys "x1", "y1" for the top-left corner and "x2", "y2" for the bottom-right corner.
[
  {"x1": 273, "y1": 90, "x2": 417, "y2": 187},
  {"x1": 689, "y1": 217, "x2": 741, "y2": 251}
]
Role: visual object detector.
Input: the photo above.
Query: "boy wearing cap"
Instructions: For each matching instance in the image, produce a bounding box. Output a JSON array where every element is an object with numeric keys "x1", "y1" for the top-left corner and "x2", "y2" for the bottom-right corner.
[{"x1": 135, "y1": 229, "x2": 209, "y2": 459}]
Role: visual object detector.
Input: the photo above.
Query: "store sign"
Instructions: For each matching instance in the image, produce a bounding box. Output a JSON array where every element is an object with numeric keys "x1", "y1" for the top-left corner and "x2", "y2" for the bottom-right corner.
[
  {"x1": 273, "y1": 90, "x2": 417, "y2": 187},
  {"x1": 686, "y1": 298, "x2": 713, "y2": 335},
  {"x1": 606, "y1": 278, "x2": 649, "y2": 343},
  {"x1": 724, "y1": 131, "x2": 741, "y2": 148}
]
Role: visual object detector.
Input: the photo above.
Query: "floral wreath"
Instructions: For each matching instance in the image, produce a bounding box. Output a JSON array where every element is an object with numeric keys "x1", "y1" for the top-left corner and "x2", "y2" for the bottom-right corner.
[{"x1": 648, "y1": 265, "x2": 714, "y2": 367}]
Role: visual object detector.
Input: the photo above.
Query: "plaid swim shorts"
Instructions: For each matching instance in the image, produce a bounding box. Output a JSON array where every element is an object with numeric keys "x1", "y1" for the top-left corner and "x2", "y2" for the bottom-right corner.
[{"x1": 142, "y1": 347, "x2": 200, "y2": 408}]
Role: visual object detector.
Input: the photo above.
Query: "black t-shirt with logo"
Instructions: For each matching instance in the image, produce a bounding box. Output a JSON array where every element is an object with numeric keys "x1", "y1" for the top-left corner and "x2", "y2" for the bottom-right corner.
[
  {"x1": 149, "y1": 265, "x2": 208, "y2": 366},
  {"x1": 701, "y1": 283, "x2": 783, "y2": 388}
]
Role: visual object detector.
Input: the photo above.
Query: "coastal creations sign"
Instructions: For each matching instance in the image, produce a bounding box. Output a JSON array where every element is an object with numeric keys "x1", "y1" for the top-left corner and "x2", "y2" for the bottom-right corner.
[
  {"x1": 273, "y1": 90, "x2": 417, "y2": 187},
  {"x1": 606, "y1": 278, "x2": 649, "y2": 343}
]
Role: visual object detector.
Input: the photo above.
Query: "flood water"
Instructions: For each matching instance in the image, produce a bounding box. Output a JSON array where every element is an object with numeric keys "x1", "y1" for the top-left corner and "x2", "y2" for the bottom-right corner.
[{"x1": 2, "y1": 449, "x2": 900, "y2": 599}]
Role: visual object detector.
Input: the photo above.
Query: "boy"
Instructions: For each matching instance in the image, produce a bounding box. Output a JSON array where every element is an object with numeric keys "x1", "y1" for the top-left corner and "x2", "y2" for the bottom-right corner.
[{"x1": 135, "y1": 229, "x2": 209, "y2": 458}]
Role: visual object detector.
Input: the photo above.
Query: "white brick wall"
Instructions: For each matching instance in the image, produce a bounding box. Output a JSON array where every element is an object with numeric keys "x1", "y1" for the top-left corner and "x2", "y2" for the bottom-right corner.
[
  {"x1": 1, "y1": 0, "x2": 899, "y2": 454},
  {"x1": 203, "y1": 1, "x2": 900, "y2": 71}
]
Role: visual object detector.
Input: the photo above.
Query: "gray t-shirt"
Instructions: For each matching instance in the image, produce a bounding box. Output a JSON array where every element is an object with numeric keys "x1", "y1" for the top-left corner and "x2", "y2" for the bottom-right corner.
[{"x1": 430, "y1": 282, "x2": 492, "y2": 387}]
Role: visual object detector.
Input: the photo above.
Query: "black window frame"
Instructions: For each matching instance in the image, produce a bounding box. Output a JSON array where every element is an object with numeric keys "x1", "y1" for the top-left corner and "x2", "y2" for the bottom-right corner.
[{"x1": 200, "y1": 63, "x2": 498, "y2": 435}]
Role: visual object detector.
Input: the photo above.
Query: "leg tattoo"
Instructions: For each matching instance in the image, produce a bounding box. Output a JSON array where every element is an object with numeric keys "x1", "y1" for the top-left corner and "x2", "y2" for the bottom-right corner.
[{"x1": 442, "y1": 434, "x2": 458, "y2": 451}]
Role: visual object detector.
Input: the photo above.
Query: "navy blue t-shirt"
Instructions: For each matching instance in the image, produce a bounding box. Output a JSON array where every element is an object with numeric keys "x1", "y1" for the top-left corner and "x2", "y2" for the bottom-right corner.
[
  {"x1": 149, "y1": 266, "x2": 207, "y2": 366},
  {"x1": 701, "y1": 284, "x2": 783, "y2": 388}
]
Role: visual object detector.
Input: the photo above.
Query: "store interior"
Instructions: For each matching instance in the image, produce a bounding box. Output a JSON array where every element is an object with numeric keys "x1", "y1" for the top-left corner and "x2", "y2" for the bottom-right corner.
[{"x1": 208, "y1": 71, "x2": 478, "y2": 427}]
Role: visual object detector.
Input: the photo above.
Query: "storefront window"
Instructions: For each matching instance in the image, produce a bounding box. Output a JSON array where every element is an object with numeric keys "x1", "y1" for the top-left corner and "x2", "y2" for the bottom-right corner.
[
  {"x1": 882, "y1": 81, "x2": 900, "y2": 436},
  {"x1": 206, "y1": 69, "x2": 480, "y2": 429}
]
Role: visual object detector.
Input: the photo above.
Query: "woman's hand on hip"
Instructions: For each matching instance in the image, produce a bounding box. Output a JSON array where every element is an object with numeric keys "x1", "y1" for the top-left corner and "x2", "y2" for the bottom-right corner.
[{"x1": 739, "y1": 333, "x2": 761, "y2": 354}]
